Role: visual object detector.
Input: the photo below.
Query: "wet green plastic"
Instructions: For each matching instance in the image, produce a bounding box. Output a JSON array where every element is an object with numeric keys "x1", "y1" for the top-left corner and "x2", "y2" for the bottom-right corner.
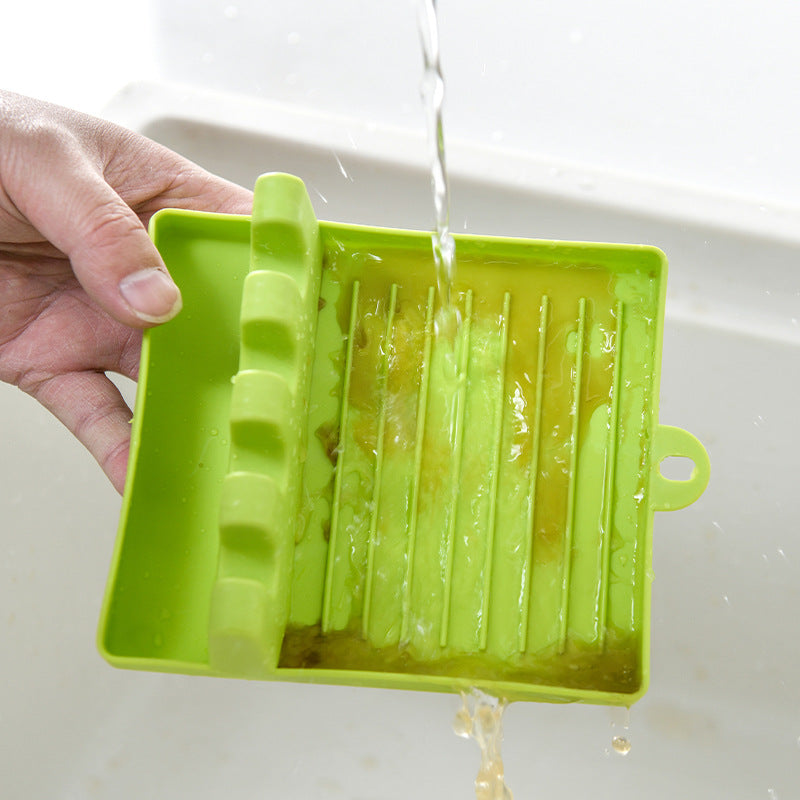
[{"x1": 98, "y1": 173, "x2": 710, "y2": 705}]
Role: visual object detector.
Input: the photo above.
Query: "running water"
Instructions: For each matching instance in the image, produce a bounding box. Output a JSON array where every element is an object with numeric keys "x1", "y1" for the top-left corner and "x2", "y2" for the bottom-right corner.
[
  {"x1": 418, "y1": 12, "x2": 512, "y2": 796},
  {"x1": 418, "y1": 0, "x2": 457, "y2": 312}
]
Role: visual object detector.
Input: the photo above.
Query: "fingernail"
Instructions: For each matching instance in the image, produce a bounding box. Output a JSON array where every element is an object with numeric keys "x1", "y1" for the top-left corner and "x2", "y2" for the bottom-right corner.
[{"x1": 119, "y1": 268, "x2": 182, "y2": 323}]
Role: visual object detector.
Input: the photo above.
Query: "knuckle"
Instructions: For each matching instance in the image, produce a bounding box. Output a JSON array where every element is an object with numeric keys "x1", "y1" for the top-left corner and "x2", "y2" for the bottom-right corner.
[
  {"x1": 0, "y1": 99, "x2": 86, "y2": 199},
  {"x1": 6, "y1": 114, "x2": 74, "y2": 160},
  {"x1": 81, "y1": 199, "x2": 139, "y2": 245}
]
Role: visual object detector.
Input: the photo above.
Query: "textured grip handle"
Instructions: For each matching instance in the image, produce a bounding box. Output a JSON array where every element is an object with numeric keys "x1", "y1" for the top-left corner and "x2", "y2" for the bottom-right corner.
[{"x1": 208, "y1": 174, "x2": 322, "y2": 677}]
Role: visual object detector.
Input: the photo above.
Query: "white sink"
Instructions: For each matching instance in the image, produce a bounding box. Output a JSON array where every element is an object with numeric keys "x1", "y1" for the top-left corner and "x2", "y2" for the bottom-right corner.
[{"x1": 2, "y1": 82, "x2": 798, "y2": 799}]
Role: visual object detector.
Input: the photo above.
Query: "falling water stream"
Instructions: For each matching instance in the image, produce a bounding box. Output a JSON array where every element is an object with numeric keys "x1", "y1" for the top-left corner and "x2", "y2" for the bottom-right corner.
[
  {"x1": 418, "y1": 0, "x2": 457, "y2": 313},
  {"x1": 454, "y1": 690, "x2": 514, "y2": 800},
  {"x1": 417, "y1": 5, "x2": 514, "y2": 799}
]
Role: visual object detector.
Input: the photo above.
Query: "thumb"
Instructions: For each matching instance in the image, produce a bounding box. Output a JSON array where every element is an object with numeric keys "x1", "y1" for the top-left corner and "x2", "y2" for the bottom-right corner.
[{"x1": 11, "y1": 134, "x2": 182, "y2": 328}]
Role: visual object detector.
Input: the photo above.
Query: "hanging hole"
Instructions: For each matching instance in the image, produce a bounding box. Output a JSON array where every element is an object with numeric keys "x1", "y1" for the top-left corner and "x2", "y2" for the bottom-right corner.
[{"x1": 659, "y1": 456, "x2": 695, "y2": 481}]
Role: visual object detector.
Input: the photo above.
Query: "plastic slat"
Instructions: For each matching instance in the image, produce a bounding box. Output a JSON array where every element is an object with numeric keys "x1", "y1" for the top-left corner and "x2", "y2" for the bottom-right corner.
[
  {"x1": 519, "y1": 294, "x2": 550, "y2": 653},
  {"x1": 400, "y1": 286, "x2": 436, "y2": 642},
  {"x1": 439, "y1": 290, "x2": 473, "y2": 648},
  {"x1": 479, "y1": 292, "x2": 511, "y2": 651},
  {"x1": 362, "y1": 283, "x2": 398, "y2": 637},
  {"x1": 558, "y1": 296, "x2": 587, "y2": 653},
  {"x1": 599, "y1": 300, "x2": 624, "y2": 649},
  {"x1": 321, "y1": 279, "x2": 360, "y2": 633}
]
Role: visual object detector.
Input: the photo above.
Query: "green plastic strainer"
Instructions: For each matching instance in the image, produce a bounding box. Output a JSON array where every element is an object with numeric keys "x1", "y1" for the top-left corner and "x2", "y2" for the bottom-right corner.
[{"x1": 98, "y1": 172, "x2": 709, "y2": 705}]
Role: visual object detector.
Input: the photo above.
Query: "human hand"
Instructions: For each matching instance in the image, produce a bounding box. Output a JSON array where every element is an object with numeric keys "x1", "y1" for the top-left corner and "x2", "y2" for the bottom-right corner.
[{"x1": 0, "y1": 91, "x2": 252, "y2": 493}]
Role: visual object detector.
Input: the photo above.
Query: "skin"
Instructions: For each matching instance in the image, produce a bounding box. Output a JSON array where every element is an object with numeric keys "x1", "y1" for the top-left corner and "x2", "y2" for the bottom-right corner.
[{"x1": 0, "y1": 91, "x2": 253, "y2": 493}]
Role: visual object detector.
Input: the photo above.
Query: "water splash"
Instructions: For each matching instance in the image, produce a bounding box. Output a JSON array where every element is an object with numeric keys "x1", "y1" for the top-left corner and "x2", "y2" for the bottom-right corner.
[
  {"x1": 332, "y1": 151, "x2": 354, "y2": 182},
  {"x1": 453, "y1": 690, "x2": 514, "y2": 800}
]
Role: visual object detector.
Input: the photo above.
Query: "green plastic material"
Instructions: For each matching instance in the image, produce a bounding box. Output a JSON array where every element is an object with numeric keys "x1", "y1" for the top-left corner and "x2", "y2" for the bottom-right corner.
[{"x1": 98, "y1": 172, "x2": 710, "y2": 706}]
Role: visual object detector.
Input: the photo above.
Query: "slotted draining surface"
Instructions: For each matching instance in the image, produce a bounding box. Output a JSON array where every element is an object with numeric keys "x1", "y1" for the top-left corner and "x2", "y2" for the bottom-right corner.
[
  {"x1": 317, "y1": 279, "x2": 629, "y2": 664},
  {"x1": 278, "y1": 231, "x2": 663, "y2": 696}
]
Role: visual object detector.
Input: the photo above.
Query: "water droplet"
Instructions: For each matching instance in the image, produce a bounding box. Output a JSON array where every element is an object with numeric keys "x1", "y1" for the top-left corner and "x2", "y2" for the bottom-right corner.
[
  {"x1": 723, "y1": 594, "x2": 731, "y2": 607},
  {"x1": 612, "y1": 736, "x2": 631, "y2": 755},
  {"x1": 453, "y1": 709, "x2": 472, "y2": 738},
  {"x1": 210, "y1": 428, "x2": 219, "y2": 436},
  {"x1": 287, "y1": 31, "x2": 300, "y2": 45},
  {"x1": 767, "y1": 789, "x2": 778, "y2": 799},
  {"x1": 223, "y1": 5, "x2": 238, "y2": 19},
  {"x1": 578, "y1": 177, "x2": 596, "y2": 191}
]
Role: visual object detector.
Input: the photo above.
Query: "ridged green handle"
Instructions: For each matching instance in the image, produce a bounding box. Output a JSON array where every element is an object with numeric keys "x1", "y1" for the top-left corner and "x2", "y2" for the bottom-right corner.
[{"x1": 208, "y1": 174, "x2": 322, "y2": 677}]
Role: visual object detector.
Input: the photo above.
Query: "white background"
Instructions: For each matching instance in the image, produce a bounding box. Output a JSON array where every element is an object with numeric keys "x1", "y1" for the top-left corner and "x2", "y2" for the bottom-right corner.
[{"x1": 3, "y1": 0, "x2": 800, "y2": 209}]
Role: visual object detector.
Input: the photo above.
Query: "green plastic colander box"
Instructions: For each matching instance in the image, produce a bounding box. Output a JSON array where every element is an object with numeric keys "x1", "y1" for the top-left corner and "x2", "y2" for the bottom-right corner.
[{"x1": 98, "y1": 173, "x2": 709, "y2": 705}]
